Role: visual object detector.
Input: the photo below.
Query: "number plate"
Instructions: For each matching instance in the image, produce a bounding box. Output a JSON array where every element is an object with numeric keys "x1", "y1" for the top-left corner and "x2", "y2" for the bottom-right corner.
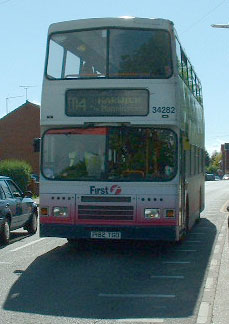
[{"x1": 90, "y1": 231, "x2": 121, "y2": 239}]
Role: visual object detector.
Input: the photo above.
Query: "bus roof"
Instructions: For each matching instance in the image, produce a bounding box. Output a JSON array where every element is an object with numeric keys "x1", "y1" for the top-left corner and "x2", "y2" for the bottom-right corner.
[{"x1": 48, "y1": 17, "x2": 174, "y2": 34}]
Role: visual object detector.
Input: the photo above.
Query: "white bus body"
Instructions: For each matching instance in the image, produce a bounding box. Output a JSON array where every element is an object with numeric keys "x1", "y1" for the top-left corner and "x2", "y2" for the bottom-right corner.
[{"x1": 39, "y1": 17, "x2": 204, "y2": 242}]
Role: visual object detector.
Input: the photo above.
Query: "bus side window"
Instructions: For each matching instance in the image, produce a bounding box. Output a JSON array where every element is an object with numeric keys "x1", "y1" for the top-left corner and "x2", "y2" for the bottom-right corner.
[{"x1": 175, "y1": 38, "x2": 182, "y2": 78}]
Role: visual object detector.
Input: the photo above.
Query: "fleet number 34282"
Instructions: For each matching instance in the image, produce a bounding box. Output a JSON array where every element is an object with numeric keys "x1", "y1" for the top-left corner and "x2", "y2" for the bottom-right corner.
[{"x1": 152, "y1": 106, "x2": 176, "y2": 114}]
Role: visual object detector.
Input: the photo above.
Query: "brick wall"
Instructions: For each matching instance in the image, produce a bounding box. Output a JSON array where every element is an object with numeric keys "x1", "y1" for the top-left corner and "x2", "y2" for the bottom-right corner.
[
  {"x1": 221, "y1": 143, "x2": 229, "y2": 174},
  {"x1": 0, "y1": 101, "x2": 40, "y2": 174}
]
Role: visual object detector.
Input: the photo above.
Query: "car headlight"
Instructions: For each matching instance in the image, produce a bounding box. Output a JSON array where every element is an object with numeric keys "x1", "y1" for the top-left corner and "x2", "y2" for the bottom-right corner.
[
  {"x1": 53, "y1": 207, "x2": 68, "y2": 217},
  {"x1": 144, "y1": 208, "x2": 160, "y2": 219}
]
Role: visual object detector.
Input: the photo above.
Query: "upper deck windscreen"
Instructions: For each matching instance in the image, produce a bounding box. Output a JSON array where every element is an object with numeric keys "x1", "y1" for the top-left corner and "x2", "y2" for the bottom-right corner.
[{"x1": 46, "y1": 28, "x2": 172, "y2": 79}]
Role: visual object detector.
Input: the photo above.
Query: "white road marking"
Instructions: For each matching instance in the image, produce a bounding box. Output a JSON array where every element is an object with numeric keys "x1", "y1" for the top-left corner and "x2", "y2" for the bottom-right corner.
[
  {"x1": 197, "y1": 301, "x2": 210, "y2": 323},
  {"x1": 214, "y1": 244, "x2": 220, "y2": 254},
  {"x1": 151, "y1": 275, "x2": 184, "y2": 279},
  {"x1": 115, "y1": 319, "x2": 164, "y2": 323},
  {"x1": 162, "y1": 261, "x2": 190, "y2": 264},
  {"x1": 99, "y1": 293, "x2": 175, "y2": 298},
  {"x1": 210, "y1": 259, "x2": 218, "y2": 266},
  {"x1": 175, "y1": 249, "x2": 197, "y2": 252},
  {"x1": 205, "y1": 277, "x2": 214, "y2": 289},
  {"x1": 0, "y1": 262, "x2": 11, "y2": 264},
  {"x1": 186, "y1": 240, "x2": 202, "y2": 243},
  {"x1": 10, "y1": 238, "x2": 46, "y2": 252}
]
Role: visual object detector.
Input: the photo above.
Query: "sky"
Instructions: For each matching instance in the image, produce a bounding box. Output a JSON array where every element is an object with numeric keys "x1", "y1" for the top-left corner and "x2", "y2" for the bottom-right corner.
[{"x1": 0, "y1": 0, "x2": 229, "y2": 155}]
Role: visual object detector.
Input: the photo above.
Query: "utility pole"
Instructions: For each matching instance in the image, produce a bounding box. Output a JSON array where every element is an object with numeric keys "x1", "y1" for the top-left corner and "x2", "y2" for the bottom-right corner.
[
  {"x1": 5, "y1": 95, "x2": 24, "y2": 114},
  {"x1": 19, "y1": 85, "x2": 36, "y2": 101}
]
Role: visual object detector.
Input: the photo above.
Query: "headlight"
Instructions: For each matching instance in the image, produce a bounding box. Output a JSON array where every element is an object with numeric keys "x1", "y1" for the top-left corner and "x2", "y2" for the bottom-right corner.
[
  {"x1": 53, "y1": 207, "x2": 68, "y2": 217},
  {"x1": 144, "y1": 208, "x2": 160, "y2": 219}
]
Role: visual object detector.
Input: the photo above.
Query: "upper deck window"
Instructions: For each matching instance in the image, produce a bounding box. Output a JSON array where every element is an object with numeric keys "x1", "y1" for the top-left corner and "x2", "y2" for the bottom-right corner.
[{"x1": 46, "y1": 28, "x2": 172, "y2": 80}]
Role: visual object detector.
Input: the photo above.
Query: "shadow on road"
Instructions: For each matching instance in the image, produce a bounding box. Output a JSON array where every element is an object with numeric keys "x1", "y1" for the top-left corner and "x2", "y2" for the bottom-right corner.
[{"x1": 3, "y1": 218, "x2": 216, "y2": 320}]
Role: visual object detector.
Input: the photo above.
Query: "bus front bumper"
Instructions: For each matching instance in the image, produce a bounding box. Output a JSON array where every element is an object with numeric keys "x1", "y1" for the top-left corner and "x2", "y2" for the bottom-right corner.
[{"x1": 40, "y1": 223, "x2": 178, "y2": 242}]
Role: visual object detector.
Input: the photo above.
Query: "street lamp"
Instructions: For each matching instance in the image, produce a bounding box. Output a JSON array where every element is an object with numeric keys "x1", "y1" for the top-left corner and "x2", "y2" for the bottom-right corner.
[{"x1": 211, "y1": 23, "x2": 229, "y2": 28}]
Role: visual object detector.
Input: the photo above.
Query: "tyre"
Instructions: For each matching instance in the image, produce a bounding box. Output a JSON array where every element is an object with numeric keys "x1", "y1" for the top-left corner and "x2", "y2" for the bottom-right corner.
[
  {"x1": 185, "y1": 202, "x2": 190, "y2": 234},
  {"x1": 177, "y1": 200, "x2": 189, "y2": 243},
  {"x1": 195, "y1": 191, "x2": 202, "y2": 224},
  {"x1": 0, "y1": 218, "x2": 10, "y2": 245},
  {"x1": 25, "y1": 212, "x2": 38, "y2": 235}
]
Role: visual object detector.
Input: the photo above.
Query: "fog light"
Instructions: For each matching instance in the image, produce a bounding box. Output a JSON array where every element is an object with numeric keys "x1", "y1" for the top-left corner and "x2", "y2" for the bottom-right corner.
[
  {"x1": 53, "y1": 207, "x2": 68, "y2": 217},
  {"x1": 40, "y1": 207, "x2": 49, "y2": 216},
  {"x1": 165, "y1": 209, "x2": 175, "y2": 218},
  {"x1": 144, "y1": 208, "x2": 160, "y2": 219}
]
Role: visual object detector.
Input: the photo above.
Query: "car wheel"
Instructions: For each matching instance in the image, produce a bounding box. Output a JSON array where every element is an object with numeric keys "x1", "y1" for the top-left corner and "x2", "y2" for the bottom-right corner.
[
  {"x1": 0, "y1": 218, "x2": 10, "y2": 245},
  {"x1": 26, "y1": 212, "x2": 38, "y2": 235}
]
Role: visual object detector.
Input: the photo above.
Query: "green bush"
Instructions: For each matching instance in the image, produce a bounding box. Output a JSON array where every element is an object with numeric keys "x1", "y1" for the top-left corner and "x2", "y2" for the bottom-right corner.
[{"x1": 0, "y1": 159, "x2": 32, "y2": 192}]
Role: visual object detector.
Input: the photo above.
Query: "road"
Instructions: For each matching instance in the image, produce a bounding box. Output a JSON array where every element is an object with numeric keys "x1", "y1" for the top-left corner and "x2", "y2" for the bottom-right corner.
[{"x1": 0, "y1": 181, "x2": 229, "y2": 324}]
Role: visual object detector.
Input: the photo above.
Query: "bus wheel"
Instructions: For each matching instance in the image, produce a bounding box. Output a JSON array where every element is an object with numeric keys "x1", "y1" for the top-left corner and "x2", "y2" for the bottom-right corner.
[
  {"x1": 195, "y1": 192, "x2": 201, "y2": 224},
  {"x1": 178, "y1": 201, "x2": 190, "y2": 243},
  {"x1": 185, "y1": 202, "x2": 190, "y2": 235}
]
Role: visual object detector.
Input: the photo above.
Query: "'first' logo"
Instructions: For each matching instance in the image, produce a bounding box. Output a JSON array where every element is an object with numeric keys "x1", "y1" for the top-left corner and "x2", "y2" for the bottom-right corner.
[
  {"x1": 90, "y1": 185, "x2": 122, "y2": 195},
  {"x1": 110, "y1": 185, "x2": 122, "y2": 195}
]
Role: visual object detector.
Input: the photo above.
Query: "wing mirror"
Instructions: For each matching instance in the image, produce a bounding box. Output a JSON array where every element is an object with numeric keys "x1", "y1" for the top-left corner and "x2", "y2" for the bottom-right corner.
[{"x1": 24, "y1": 191, "x2": 33, "y2": 198}]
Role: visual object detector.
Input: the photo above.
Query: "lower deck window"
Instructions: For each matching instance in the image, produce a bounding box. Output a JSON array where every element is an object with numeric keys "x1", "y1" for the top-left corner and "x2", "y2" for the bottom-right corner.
[{"x1": 42, "y1": 127, "x2": 177, "y2": 182}]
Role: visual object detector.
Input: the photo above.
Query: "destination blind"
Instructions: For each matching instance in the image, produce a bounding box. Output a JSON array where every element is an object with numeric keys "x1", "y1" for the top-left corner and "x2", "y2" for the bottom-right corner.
[{"x1": 65, "y1": 89, "x2": 149, "y2": 116}]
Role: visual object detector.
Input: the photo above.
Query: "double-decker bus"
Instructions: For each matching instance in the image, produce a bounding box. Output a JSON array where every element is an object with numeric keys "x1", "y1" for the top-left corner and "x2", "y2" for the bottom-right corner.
[{"x1": 39, "y1": 17, "x2": 205, "y2": 243}]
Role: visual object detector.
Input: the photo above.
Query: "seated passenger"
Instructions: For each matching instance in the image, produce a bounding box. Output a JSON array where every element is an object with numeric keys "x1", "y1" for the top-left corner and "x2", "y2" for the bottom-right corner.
[{"x1": 80, "y1": 62, "x2": 94, "y2": 77}]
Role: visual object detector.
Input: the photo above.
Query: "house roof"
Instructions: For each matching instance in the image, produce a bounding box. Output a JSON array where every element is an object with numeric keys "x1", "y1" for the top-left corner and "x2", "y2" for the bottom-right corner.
[{"x1": 1, "y1": 100, "x2": 40, "y2": 120}]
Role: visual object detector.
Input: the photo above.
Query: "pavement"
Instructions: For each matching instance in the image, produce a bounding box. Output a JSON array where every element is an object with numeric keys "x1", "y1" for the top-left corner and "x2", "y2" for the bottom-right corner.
[{"x1": 211, "y1": 221, "x2": 229, "y2": 324}]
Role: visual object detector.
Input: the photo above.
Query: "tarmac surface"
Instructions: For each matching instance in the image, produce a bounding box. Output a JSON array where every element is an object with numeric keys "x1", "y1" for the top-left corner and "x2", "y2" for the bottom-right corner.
[{"x1": 33, "y1": 195, "x2": 229, "y2": 324}]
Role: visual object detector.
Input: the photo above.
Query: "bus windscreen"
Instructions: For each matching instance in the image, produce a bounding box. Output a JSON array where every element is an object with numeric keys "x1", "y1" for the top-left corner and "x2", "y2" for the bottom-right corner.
[{"x1": 42, "y1": 127, "x2": 177, "y2": 181}]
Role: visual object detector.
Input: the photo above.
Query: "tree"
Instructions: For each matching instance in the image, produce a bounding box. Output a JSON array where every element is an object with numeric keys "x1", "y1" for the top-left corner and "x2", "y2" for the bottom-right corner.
[
  {"x1": 205, "y1": 150, "x2": 211, "y2": 168},
  {"x1": 206, "y1": 150, "x2": 222, "y2": 175}
]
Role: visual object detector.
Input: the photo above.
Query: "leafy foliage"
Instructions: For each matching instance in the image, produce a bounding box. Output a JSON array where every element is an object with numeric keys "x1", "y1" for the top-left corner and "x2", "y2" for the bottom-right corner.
[
  {"x1": 205, "y1": 150, "x2": 211, "y2": 167},
  {"x1": 0, "y1": 159, "x2": 32, "y2": 192},
  {"x1": 205, "y1": 151, "x2": 222, "y2": 175}
]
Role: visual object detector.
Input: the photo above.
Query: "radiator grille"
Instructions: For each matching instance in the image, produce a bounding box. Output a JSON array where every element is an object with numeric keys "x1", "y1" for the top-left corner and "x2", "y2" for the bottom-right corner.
[
  {"x1": 81, "y1": 196, "x2": 131, "y2": 203},
  {"x1": 78, "y1": 205, "x2": 134, "y2": 221}
]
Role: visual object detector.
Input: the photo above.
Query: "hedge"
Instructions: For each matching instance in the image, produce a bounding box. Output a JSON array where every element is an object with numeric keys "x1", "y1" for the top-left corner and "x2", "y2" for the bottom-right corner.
[{"x1": 0, "y1": 159, "x2": 32, "y2": 192}]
